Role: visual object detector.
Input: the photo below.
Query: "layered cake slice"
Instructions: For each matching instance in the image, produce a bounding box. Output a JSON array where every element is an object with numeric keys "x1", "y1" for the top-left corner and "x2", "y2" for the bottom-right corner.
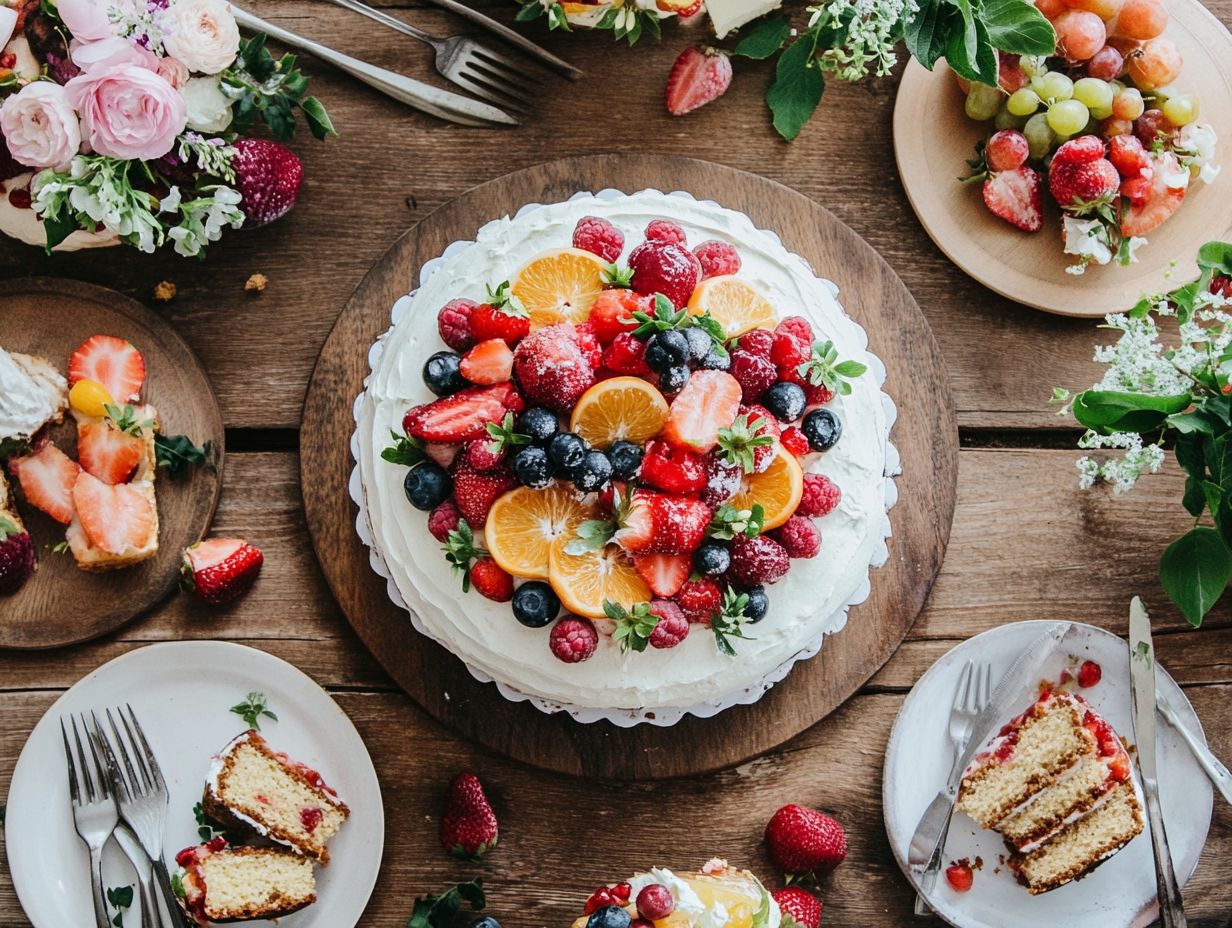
[
  {"x1": 203, "y1": 731, "x2": 349, "y2": 863},
  {"x1": 176, "y1": 841, "x2": 316, "y2": 924},
  {"x1": 956, "y1": 687, "x2": 1143, "y2": 894}
]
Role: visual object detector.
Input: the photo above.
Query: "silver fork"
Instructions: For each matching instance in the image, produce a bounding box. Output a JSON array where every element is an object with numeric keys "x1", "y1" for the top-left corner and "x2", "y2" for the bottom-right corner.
[
  {"x1": 61, "y1": 716, "x2": 116, "y2": 928},
  {"x1": 94, "y1": 707, "x2": 192, "y2": 928},
  {"x1": 324, "y1": 0, "x2": 541, "y2": 111},
  {"x1": 914, "y1": 661, "x2": 993, "y2": 917}
]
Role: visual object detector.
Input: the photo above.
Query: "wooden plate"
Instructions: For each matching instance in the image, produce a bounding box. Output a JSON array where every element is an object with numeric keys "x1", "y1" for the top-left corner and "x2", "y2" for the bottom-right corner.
[
  {"x1": 0, "y1": 279, "x2": 224, "y2": 649},
  {"x1": 894, "y1": 0, "x2": 1232, "y2": 317},
  {"x1": 301, "y1": 154, "x2": 957, "y2": 780}
]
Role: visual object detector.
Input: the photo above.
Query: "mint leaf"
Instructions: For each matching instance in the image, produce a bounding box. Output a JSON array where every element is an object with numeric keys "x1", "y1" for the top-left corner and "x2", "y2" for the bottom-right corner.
[
  {"x1": 980, "y1": 0, "x2": 1057, "y2": 55},
  {"x1": 407, "y1": 879, "x2": 485, "y2": 928},
  {"x1": 734, "y1": 15, "x2": 791, "y2": 59},
  {"x1": 229, "y1": 692, "x2": 277, "y2": 730},
  {"x1": 1160, "y1": 526, "x2": 1231, "y2": 627},
  {"x1": 383, "y1": 431, "x2": 427, "y2": 467},
  {"x1": 767, "y1": 36, "x2": 824, "y2": 142},
  {"x1": 606, "y1": 600, "x2": 659, "y2": 653}
]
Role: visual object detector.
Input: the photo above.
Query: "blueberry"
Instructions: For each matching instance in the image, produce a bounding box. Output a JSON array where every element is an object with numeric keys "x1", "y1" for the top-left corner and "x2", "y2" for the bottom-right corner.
[
  {"x1": 547, "y1": 432, "x2": 587, "y2": 476},
  {"x1": 403, "y1": 462, "x2": 451, "y2": 510},
  {"x1": 698, "y1": 346, "x2": 731, "y2": 371},
  {"x1": 683, "y1": 326, "x2": 713, "y2": 362},
  {"x1": 644, "y1": 338, "x2": 672, "y2": 374},
  {"x1": 762, "y1": 382, "x2": 807, "y2": 422},
  {"x1": 513, "y1": 445, "x2": 552, "y2": 489},
  {"x1": 511, "y1": 580, "x2": 560, "y2": 628},
  {"x1": 694, "y1": 541, "x2": 731, "y2": 577},
  {"x1": 802, "y1": 408, "x2": 842, "y2": 451},
  {"x1": 587, "y1": 907, "x2": 632, "y2": 928},
  {"x1": 571, "y1": 449, "x2": 613, "y2": 493},
  {"x1": 608, "y1": 440, "x2": 644, "y2": 481},
  {"x1": 518, "y1": 407, "x2": 559, "y2": 444},
  {"x1": 659, "y1": 364, "x2": 690, "y2": 394},
  {"x1": 469, "y1": 919, "x2": 503, "y2": 928},
  {"x1": 657, "y1": 328, "x2": 690, "y2": 363},
  {"x1": 422, "y1": 351, "x2": 466, "y2": 396},
  {"x1": 741, "y1": 585, "x2": 770, "y2": 623}
]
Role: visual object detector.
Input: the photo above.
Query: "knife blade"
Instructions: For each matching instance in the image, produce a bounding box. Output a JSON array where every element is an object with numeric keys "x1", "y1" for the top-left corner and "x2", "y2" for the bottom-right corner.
[
  {"x1": 908, "y1": 621, "x2": 1072, "y2": 868},
  {"x1": 1128, "y1": 596, "x2": 1188, "y2": 928},
  {"x1": 1157, "y1": 684, "x2": 1232, "y2": 806}
]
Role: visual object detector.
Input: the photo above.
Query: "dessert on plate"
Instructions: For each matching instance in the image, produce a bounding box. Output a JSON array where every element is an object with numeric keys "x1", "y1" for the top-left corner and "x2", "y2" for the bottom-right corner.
[
  {"x1": 956, "y1": 683, "x2": 1144, "y2": 894},
  {"x1": 176, "y1": 842, "x2": 316, "y2": 924},
  {"x1": 355, "y1": 190, "x2": 895, "y2": 718}
]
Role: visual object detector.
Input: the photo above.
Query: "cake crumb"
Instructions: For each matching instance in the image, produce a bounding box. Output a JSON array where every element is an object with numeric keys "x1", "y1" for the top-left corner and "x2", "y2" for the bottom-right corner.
[
  {"x1": 245, "y1": 273, "x2": 268, "y2": 293},
  {"x1": 153, "y1": 280, "x2": 177, "y2": 302}
]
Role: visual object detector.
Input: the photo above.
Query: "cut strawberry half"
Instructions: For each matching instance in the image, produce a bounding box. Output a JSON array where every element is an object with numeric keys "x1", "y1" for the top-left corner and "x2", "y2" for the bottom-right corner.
[
  {"x1": 182, "y1": 537, "x2": 265, "y2": 605},
  {"x1": 77, "y1": 420, "x2": 144, "y2": 485},
  {"x1": 633, "y1": 552, "x2": 691, "y2": 598},
  {"x1": 11, "y1": 443, "x2": 80, "y2": 524},
  {"x1": 68, "y1": 335, "x2": 145, "y2": 403},
  {"x1": 402, "y1": 382, "x2": 522, "y2": 444},
  {"x1": 983, "y1": 167, "x2": 1043, "y2": 232},
  {"x1": 665, "y1": 46, "x2": 733, "y2": 117},
  {"x1": 459, "y1": 339, "x2": 514, "y2": 386},
  {"x1": 660, "y1": 370, "x2": 742, "y2": 452},
  {"x1": 614, "y1": 488, "x2": 712, "y2": 555},
  {"x1": 1120, "y1": 152, "x2": 1187, "y2": 237},
  {"x1": 72, "y1": 471, "x2": 155, "y2": 555}
]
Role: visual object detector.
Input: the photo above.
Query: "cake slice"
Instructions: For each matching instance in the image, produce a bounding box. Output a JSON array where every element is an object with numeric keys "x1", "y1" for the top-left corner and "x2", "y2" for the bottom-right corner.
[
  {"x1": 571, "y1": 860, "x2": 776, "y2": 928},
  {"x1": 203, "y1": 731, "x2": 349, "y2": 864},
  {"x1": 0, "y1": 347, "x2": 67, "y2": 458},
  {"x1": 175, "y1": 841, "x2": 316, "y2": 925}
]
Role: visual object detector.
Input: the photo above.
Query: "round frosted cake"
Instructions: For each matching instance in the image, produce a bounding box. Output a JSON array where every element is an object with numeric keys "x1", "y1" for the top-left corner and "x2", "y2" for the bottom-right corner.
[{"x1": 354, "y1": 190, "x2": 896, "y2": 722}]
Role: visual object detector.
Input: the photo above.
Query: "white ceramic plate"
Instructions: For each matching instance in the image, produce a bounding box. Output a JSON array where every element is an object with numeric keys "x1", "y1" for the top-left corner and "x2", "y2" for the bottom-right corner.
[
  {"x1": 5, "y1": 641, "x2": 384, "y2": 928},
  {"x1": 883, "y1": 620, "x2": 1213, "y2": 928}
]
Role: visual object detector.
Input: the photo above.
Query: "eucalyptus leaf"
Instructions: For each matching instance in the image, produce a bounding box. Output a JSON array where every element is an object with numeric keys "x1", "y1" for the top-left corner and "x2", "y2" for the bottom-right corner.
[
  {"x1": 767, "y1": 36, "x2": 825, "y2": 142},
  {"x1": 1160, "y1": 526, "x2": 1232, "y2": 627}
]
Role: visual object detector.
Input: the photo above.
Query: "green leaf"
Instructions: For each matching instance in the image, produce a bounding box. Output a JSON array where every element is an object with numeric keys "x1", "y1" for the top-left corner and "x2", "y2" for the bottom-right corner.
[
  {"x1": 903, "y1": 0, "x2": 956, "y2": 69},
  {"x1": 42, "y1": 208, "x2": 79, "y2": 255},
  {"x1": 564, "y1": 519, "x2": 616, "y2": 555},
  {"x1": 515, "y1": 1, "x2": 543, "y2": 21},
  {"x1": 300, "y1": 97, "x2": 337, "y2": 141},
  {"x1": 944, "y1": 12, "x2": 998, "y2": 87},
  {"x1": 383, "y1": 432, "x2": 427, "y2": 467},
  {"x1": 734, "y1": 15, "x2": 791, "y2": 59},
  {"x1": 106, "y1": 887, "x2": 134, "y2": 909},
  {"x1": 979, "y1": 0, "x2": 1057, "y2": 55},
  {"x1": 155, "y1": 434, "x2": 211, "y2": 477},
  {"x1": 407, "y1": 879, "x2": 485, "y2": 928},
  {"x1": 1182, "y1": 476, "x2": 1206, "y2": 518},
  {"x1": 1167, "y1": 410, "x2": 1217, "y2": 435},
  {"x1": 1197, "y1": 241, "x2": 1232, "y2": 277},
  {"x1": 767, "y1": 36, "x2": 824, "y2": 142},
  {"x1": 442, "y1": 521, "x2": 483, "y2": 592},
  {"x1": 229, "y1": 692, "x2": 275, "y2": 731},
  {"x1": 1160, "y1": 526, "x2": 1232, "y2": 627},
  {"x1": 1070, "y1": 390, "x2": 1193, "y2": 435}
]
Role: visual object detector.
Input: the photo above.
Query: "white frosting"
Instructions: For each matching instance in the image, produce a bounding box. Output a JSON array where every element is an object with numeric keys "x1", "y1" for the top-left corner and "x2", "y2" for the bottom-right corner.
[
  {"x1": 355, "y1": 189, "x2": 896, "y2": 715},
  {"x1": 0, "y1": 348, "x2": 57, "y2": 443},
  {"x1": 705, "y1": 0, "x2": 784, "y2": 38}
]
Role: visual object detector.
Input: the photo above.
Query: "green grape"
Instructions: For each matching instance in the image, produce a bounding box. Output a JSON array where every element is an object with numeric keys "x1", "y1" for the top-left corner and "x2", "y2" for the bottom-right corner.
[
  {"x1": 965, "y1": 84, "x2": 1003, "y2": 122},
  {"x1": 1073, "y1": 78, "x2": 1114, "y2": 112},
  {"x1": 1007, "y1": 88, "x2": 1042, "y2": 116},
  {"x1": 1024, "y1": 113, "x2": 1056, "y2": 160},
  {"x1": 994, "y1": 106, "x2": 1029, "y2": 130},
  {"x1": 1162, "y1": 94, "x2": 1199, "y2": 126},
  {"x1": 1089, "y1": 103, "x2": 1114, "y2": 120},
  {"x1": 1019, "y1": 55, "x2": 1048, "y2": 78},
  {"x1": 1039, "y1": 72, "x2": 1075, "y2": 103},
  {"x1": 1047, "y1": 100, "x2": 1091, "y2": 137}
]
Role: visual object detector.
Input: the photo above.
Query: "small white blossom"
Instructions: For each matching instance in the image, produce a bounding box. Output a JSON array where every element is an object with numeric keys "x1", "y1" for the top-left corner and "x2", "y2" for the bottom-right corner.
[
  {"x1": 1062, "y1": 216, "x2": 1113, "y2": 270},
  {"x1": 806, "y1": 0, "x2": 918, "y2": 82},
  {"x1": 1175, "y1": 122, "x2": 1221, "y2": 186}
]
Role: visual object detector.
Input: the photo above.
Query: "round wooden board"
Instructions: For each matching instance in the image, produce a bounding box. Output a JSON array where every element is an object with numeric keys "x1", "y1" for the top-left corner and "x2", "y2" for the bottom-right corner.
[
  {"x1": 894, "y1": 0, "x2": 1232, "y2": 317},
  {"x1": 301, "y1": 154, "x2": 957, "y2": 780},
  {"x1": 0, "y1": 279, "x2": 224, "y2": 649}
]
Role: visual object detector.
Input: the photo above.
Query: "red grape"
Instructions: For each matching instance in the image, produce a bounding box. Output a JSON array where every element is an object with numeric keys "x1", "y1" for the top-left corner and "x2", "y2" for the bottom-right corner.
[
  {"x1": 1065, "y1": 0, "x2": 1124, "y2": 21},
  {"x1": 1101, "y1": 116, "x2": 1135, "y2": 137},
  {"x1": 1054, "y1": 10, "x2": 1108, "y2": 61},
  {"x1": 1134, "y1": 108, "x2": 1176, "y2": 146},
  {"x1": 986, "y1": 130, "x2": 1031, "y2": 171},
  {"x1": 1086, "y1": 45, "x2": 1124, "y2": 80},
  {"x1": 1126, "y1": 38, "x2": 1182, "y2": 90},
  {"x1": 1114, "y1": 0, "x2": 1168, "y2": 40}
]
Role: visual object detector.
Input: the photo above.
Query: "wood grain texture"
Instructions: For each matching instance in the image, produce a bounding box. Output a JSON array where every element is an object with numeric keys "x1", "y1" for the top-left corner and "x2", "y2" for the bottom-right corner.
[
  {"x1": 301, "y1": 153, "x2": 957, "y2": 779},
  {"x1": 0, "y1": 279, "x2": 224, "y2": 649}
]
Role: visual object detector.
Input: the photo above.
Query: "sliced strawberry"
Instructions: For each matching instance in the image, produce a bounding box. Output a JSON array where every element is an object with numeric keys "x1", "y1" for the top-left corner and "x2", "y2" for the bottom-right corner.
[
  {"x1": 67, "y1": 336, "x2": 145, "y2": 403},
  {"x1": 633, "y1": 552, "x2": 692, "y2": 598},
  {"x1": 182, "y1": 537, "x2": 265, "y2": 605},
  {"x1": 403, "y1": 383, "x2": 522, "y2": 444},
  {"x1": 77, "y1": 420, "x2": 144, "y2": 485},
  {"x1": 72, "y1": 471, "x2": 155, "y2": 555},
  {"x1": 614, "y1": 489, "x2": 712, "y2": 555},
  {"x1": 1120, "y1": 151, "x2": 1187, "y2": 237},
  {"x1": 660, "y1": 370, "x2": 742, "y2": 452},
  {"x1": 588, "y1": 289, "x2": 649, "y2": 345},
  {"x1": 459, "y1": 339, "x2": 514, "y2": 386},
  {"x1": 11, "y1": 443, "x2": 80, "y2": 524},
  {"x1": 665, "y1": 46, "x2": 732, "y2": 116},
  {"x1": 983, "y1": 166, "x2": 1043, "y2": 233}
]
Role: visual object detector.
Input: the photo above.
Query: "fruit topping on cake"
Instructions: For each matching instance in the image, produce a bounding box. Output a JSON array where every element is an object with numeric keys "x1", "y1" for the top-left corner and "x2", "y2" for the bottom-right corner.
[
  {"x1": 572, "y1": 861, "x2": 777, "y2": 928},
  {"x1": 10, "y1": 441, "x2": 80, "y2": 525},
  {"x1": 67, "y1": 335, "x2": 146, "y2": 404},
  {"x1": 0, "y1": 346, "x2": 67, "y2": 457},
  {"x1": 0, "y1": 472, "x2": 35, "y2": 595},
  {"x1": 175, "y1": 840, "x2": 316, "y2": 925}
]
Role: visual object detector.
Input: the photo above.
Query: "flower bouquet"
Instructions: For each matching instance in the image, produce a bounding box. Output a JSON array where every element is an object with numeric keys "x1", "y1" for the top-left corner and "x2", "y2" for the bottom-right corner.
[{"x1": 0, "y1": 0, "x2": 333, "y2": 256}]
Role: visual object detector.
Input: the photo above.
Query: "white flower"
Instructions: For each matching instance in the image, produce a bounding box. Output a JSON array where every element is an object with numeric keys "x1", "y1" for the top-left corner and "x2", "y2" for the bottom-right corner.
[
  {"x1": 1062, "y1": 216, "x2": 1112, "y2": 266},
  {"x1": 181, "y1": 76, "x2": 234, "y2": 132},
  {"x1": 1175, "y1": 122, "x2": 1221, "y2": 185},
  {"x1": 159, "y1": 186, "x2": 182, "y2": 213},
  {"x1": 161, "y1": 0, "x2": 240, "y2": 74}
]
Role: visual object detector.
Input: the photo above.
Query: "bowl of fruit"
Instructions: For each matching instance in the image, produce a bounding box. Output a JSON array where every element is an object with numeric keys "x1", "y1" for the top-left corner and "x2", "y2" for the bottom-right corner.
[{"x1": 893, "y1": 0, "x2": 1232, "y2": 316}]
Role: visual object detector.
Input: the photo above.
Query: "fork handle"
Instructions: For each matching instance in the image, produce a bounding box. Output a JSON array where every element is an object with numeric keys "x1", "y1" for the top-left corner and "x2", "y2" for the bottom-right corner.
[
  {"x1": 88, "y1": 847, "x2": 110, "y2": 928},
  {"x1": 324, "y1": 0, "x2": 437, "y2": 47},
  {"x1": 152, "y1": 858, "x2": 193, "y2": 928}
]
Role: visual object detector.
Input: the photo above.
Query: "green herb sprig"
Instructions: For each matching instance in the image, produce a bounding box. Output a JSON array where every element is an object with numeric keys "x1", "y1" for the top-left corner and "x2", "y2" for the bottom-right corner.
[
  {"x1": 407, "y1": 879, "x2": 486, "y2": 928},
  {"x1": 230, "y1": 692, "x2": 278, "y2": 730},
  {"x1": 606, "y1": 600, "x2": 660, "y2": 653},
  {"x1": 221, "y1": 34, "x2": 335, "y2": 141},
  {"x1": 106, "y1": 886, "x2": 133, "y2": 928},
  {"x1": 155, "y1": 434, "x2": 211, "y2": 477}
]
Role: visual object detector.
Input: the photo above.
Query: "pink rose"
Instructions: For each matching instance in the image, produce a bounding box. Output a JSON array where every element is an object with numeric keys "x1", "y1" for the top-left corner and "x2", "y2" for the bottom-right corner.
[
  {"x1": 0, "y1": 81, "x2": 82, "y2": 169},
  {"x1": 156, "y1": 56, "x2": 190, "y2": 90},
  {"x1": 70, "y1": 37, "x2": 160, "y2": 73},
  {"x1": 65, "y1": 64, "x2": 187, "y2": 161},
  {"x1": 57, "y1": 0, "x2": 133, "y2": 42},
  {"x1": 161, "y1": 0, "x2": 240, "y2": 74}
]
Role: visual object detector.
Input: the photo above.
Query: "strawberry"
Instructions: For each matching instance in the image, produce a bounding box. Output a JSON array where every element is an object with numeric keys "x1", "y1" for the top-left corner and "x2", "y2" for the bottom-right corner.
[
  {"x1": 77, "y1": 418, "x2": 145, "y2": 485},
  {"x1": 68, "y1": 335, "x2": 145, "y2": 403},
  {"x1": 665, "y1": 46, "x2": 732, "y2": 116},
  {"x1": 628, "y1": 240, "x2": 702, "y2": 309},
  {"x1": 982, "y1": 166, "x2": 1043, "y2": 232},
  {"x1": 1049, "y1": 149, "x2": 1119, "y2": 213},
  {"x1": 614, "y1": 488, "x2": 711, "y2": 555},
  {"x1": 764, "y1": 804, "x2": 848, "y2": 878},
  {"x1": 512, "y1": 323, "x2": 597, "y2": 412},
  {"x1": 639, "y1": 439, "x2": 707, "y2": 494},
  {"x1": 470, "y1": 302, "x2": 531, "y2": 345},
  {"x1": 181, "y1": 538, "x2": 264, "y2": 605},
  {"x1": 11, "y1": 443, "x2": 79, "y2": 524},
  {"x1": 403, "y1": 383, "x2": 522, "y2": 443},
  {"x1": 700, "y1": 451, "x2": 742, "y2": 508},
  {"x1": 603, "y1": 332, "x2": 652, "y2": 376},
  {"x1": 1120, "y1": 151, "x2": 1187, "y2": 237},
  {"x1": 780, "y1": 425, "x2": 810, "y2": 458},
  {"x1": 945, "y1": 863, "x2": 974, "y2": 892},
  {"x1": 462, "y1": 439, "x2": 505, "y2": 472},
  {"x1": 675, "y1": 576, "x2": 722, "y2": 624},
  {"x1": 772, "y1": 888, "x2": 822, "y2": 928},
  {"x1": 72, "y1": 472, "x2": 156, "y2": 556},
  {"x1": 661, "y1": 370, "x2": 742, "y2": 452},
  {"x1": 588, "y1": 289, "x2": 649, "y2": 345},
  {"x1": 470, "y1": 557, "x2": 514, "y2": 601},
  {"x1": 633, "y1": 552, "x2": 691, "y2": 598},
  {"x1": 460, "y1": 338, "x2": 514, "y2": 386},
  {"x1": 1108, "y1": 134, "x2": 1150, "y2": 178},
  {"x1": 439, "y1": 772, "x2": 498, "y2": 860},
  {"x1": 452, "y1": 461, "x2": 518, "y2": 529},
  {"x1": 231, "y1": 138, "x2": 303, "y2": 227},
  {"x1": 0, "y1": 513, "x2": 35, "y2": 596}
]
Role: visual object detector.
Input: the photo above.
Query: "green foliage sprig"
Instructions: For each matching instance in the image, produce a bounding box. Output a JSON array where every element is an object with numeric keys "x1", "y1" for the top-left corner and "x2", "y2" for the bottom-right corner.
[{"x1": 221, "y1": 34, "x2": 336, "y2": 141}]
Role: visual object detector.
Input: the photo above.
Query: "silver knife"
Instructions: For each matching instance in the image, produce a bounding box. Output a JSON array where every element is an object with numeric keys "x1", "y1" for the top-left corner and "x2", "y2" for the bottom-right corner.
[
  {"x1": 908, "y1": 621, "x2": 1072, "y2": 868},
  {"x1": 232, "y1": 6, "x2": 519, "y2": 127},
  {"x1": 1128, "y1": 596, "x2": 1187, "y2": 928},
  {"x1": 1157, "y1": 684, "x2": 1232, "y2": 805}
]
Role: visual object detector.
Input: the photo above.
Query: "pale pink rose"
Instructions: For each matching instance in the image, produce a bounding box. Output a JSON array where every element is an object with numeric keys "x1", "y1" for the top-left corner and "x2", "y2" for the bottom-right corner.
[
  {"x1": 57, "y1": 0, "x2": 132, "y2": 42},
  {"x1": 0, "y1": 81, "x2": 82, "y2": 169},
  {"x1": 70, "y1": 37, "x2": 160, "y2": 73},
  {"x1": 156, "y1": 56, "x2": 190, "y2": 90},
  {"x1": 65, "y1": 64, "x2": 188, "y2": 161},
  {"x1": 161, "y1": 0, "x2": 240, "y2": 75}
]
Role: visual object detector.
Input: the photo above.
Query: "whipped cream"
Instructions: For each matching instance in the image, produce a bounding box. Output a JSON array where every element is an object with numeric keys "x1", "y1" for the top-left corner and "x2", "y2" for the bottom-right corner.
[
  {"x1": 0, "y1": 347, "x2": 61, "y2": 445},
  {"x1": 356, "y1": 190, "x2": 894, "y2": 713},
  {"x1": 625, "y1": 867, "x2": 779, "y2": 928}
]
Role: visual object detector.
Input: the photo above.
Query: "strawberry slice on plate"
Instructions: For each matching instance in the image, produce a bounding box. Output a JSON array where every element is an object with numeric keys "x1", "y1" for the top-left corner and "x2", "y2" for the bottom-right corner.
[
  {"x1": 633, "y1": 552, "x2": 692, "y2": 598},
  {"x1": 182, "y1": 537, "x2": 265, "y2": 605},
  {"x1": 77, "y1": 420, "x2": 145, "y2": 485},
  {"x1": 68, "y1": 335, "x2": 145, "y2": 403},
  {"x1": 72, "y1": 471, "x2": 156, "y2": 555},
  {"x1": 11, "y1": 443, "x2": 80, "y2": 524},
  {"x1": 983, "y1": 166, "x2": 1043, "y2": 232},
  {"x1": 1120, "y1": 151, "x2": 1187, "y2": 237},
  {"x1": 666, "y1": 46, "x2": 733, "y2": 116},
  {"x1": 402, "y1": 382, "x2": 522, "y2": 444}
]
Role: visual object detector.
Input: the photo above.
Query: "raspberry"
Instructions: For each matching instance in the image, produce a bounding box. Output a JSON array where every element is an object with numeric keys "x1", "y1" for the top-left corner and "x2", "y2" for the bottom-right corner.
[
  {"x1": 780, "y1": 426, "x2": 810, "y2": 458},
  {"x1": 437, "y1": 298, "x2": 478, "y2": 352},
  {"x1": 737, "y1": 328, "x2": 775, "y2": 358},
  {"x1": 1077, "y1": 659, "x2": 1102, "y2": 688},
  {"x1": 648, "y1": 600, "x2": 690, "y2": 649},
  {"x1": 693, "y1": 240, "x2": 741, "y2": 278},
  {"x1": 573, "y1": 215, "x2": 624, "y2": 263},
  {"x1": 512, "y1": 323, "x2": 598, "y2": 412},
  {"x1": 628, "y1": 240, "x2": 702, "y2": 309},
  {"x1": 640, "y1": 439, "x2": 707, "y2": 494},
  {"x1": 701, "y1": 452, "x2": 742, "y2": 508},
  {"x1": 729, "y1": 350, "x2": 777, "y2": 404},
  {"x1": 427, "y1": 499, "x2": 462, "y2": 541},
  {"x1": 728, "y1": 534, "x2": 789, "y2": 585},
  {"x1": 603, "y1": 332, "x2": 651, "y2": 376},
  {"x1": 771, "y1": 328, "x2": 811, "y2": 367},
  {"x1": 470, "y1": 557, "x2": 513, "y2": 602},
  {"x1": 645, "y1": 219, "x2": 687, "y2": 246},
  {"x1": 550, "y1": 617, "x2": 599, "y2": 663},
  {"x1": 776, "y1": 315, "x2": 814, "y2": 344},
  {"x1": 773, "y1": 515, "x2": 821, "y2": 558},
  {"x1": 796, "y1": 473, "x2": 841, "y2": 518},
  {"x1": 779, "y1": 366, "x2": 836, "y2": 406},
  {"x1": 675, "y1": 576, "x2": 722, "y2": 624}
]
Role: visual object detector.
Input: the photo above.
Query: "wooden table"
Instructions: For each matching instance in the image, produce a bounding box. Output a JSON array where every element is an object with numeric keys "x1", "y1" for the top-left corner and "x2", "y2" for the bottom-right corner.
[{"x1": 2, "y1": 1, "x2": 1230, "y2": 925}]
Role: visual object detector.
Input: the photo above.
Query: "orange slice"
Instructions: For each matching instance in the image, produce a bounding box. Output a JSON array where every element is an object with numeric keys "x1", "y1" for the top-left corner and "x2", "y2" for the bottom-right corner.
[
  {"x1": 730, "y1": 444, "x2": 804, "y2": 530},
  {"x1": 511, "y1": 248, "x2": 609, "y2": 329},
  {"x1": 548, "y1": 540, "x2": 651, "y2": 619},
  {"x1": 569, "y1": 377, "x2": 670, "y2": 449},
  {"x1": 485, "y1": 485, "x2": 598, "y2": 580},
  {"x1": 687, "y1": 275, "x2": 777, "y2": 338}
]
